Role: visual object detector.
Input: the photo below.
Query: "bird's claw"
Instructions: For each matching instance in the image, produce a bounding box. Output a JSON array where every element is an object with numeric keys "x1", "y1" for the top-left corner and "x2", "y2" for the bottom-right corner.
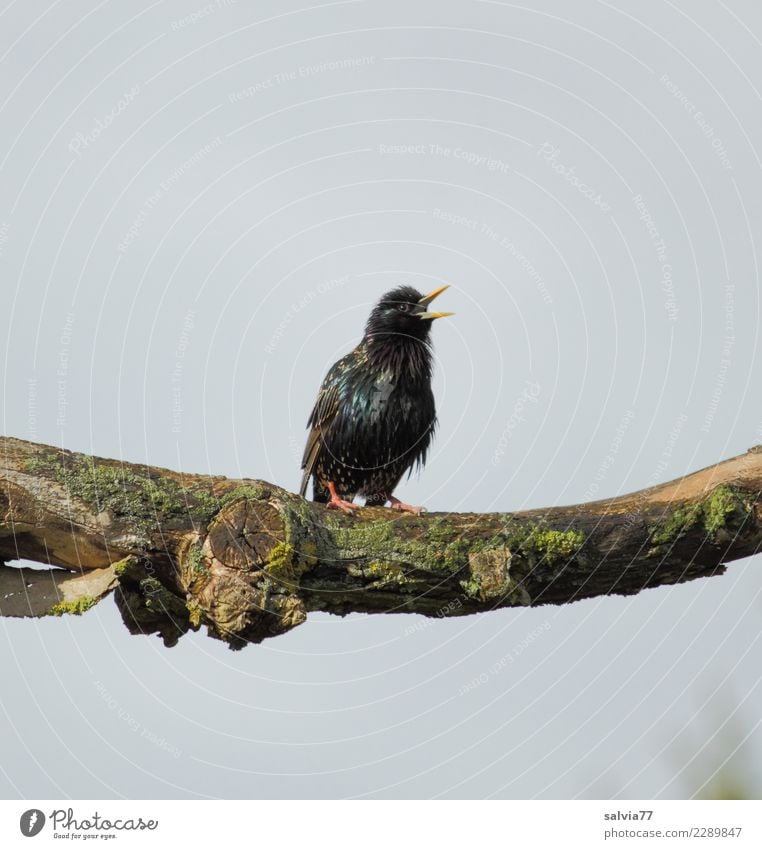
[
  {"x1": 327, "y1": 498, "x2": 356, "y2": 515},
  {"x1": 389, "y1": 499, "x2": 425, "y2": 515},
  {"x1": 325, "y1": 482, "x2": 356, "y2": 515}
]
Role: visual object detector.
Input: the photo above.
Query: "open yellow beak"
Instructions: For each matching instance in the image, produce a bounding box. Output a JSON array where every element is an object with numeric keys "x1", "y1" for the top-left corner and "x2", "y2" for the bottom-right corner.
[{"x1": 418, "y1": 284, "x2": 454, "y2": 320}]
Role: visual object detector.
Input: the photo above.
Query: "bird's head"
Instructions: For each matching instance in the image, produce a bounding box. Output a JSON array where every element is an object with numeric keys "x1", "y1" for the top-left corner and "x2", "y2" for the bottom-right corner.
[{"x1": 363, "y1": 284, "x2": 454, "y2": 343}]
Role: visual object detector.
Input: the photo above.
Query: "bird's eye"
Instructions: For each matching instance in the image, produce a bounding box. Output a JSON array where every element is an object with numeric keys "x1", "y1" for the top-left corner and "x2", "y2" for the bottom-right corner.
[{"x1": 397, "y1": 303, "x2": 409, "y2": 313}]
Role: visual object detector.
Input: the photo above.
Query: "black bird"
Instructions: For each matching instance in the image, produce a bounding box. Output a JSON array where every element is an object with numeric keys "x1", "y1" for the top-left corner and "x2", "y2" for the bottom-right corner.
[{"x1": 299, "y1": 284, "x2": 453, "y2": 514}]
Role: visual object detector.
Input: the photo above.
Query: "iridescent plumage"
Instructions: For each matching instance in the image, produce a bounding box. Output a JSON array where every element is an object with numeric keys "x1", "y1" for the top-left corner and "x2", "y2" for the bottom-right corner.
[{"x1": 299, "y1": 285, "x2": 452, "y2": 513}]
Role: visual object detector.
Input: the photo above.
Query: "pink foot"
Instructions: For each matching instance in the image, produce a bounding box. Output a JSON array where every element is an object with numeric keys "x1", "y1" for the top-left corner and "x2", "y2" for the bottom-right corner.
[
  {"x1": 389, "y1": 495, "x2": 425, "y2": 516},
  {"x1": 327, "y1": 482, "x2": 356, "y2": 515}
]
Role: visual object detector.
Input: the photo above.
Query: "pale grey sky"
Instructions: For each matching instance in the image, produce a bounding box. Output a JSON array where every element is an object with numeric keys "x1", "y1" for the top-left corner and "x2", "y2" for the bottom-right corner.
[{"x1": 1, "y1": 0, "x2": 761, "y2": 799}]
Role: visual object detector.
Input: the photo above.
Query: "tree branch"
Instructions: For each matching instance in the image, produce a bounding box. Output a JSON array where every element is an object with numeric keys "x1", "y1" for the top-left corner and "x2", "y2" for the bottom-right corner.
[{"x1": 1, "y1": 436, "x2": 760, "y2": 648}]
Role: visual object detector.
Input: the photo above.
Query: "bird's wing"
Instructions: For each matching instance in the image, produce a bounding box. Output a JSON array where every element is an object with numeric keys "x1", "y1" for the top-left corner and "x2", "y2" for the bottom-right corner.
[{"x1": 299, "y1": 365, "x2": 342, "y2": 497}]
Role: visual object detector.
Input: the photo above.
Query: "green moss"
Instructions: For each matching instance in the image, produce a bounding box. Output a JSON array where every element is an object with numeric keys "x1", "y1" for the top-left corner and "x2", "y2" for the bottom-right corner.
[
  {"x1": 366, "y1": 562, "x2": 411, "y2": 589},
  {"x1": 703, "y1": 485, "x2": 742, "y2": 535},
  {"x1": 24, "y1": 451, "x2": 225, "y2": 537},
  {"x1": 528, "y1": 529, "x2": 585, "y2": 561},
  {"x1": 186, "y1": 542, "x2": 206, "y2": 575},
  {"x1": 334, "y1": 517, "x2": 530, "y2": 579},
  {"x1": 299, "y1": 541, "x2": 319, "y2": 569},
  {"x1": 264, "y1": 540, "x2": 317, "y2": 586},
  {"x1": 459, "y1": 574, "x2": 482, "y2": 599},
  {"x1": 24, "y1": 453, "x2": 57, "y2": 476},
  {"x1": 188, "y1": 486, "x2": 219, "y2": 516},
  {"x1": 649, "y1": 485, "x2": 748, "y2": 551},
  {"x1": 266, "y1": 542, "x2": 295, "y2": 576},
  {"x1": 332, "y1": 520, "x2": 395, "y2": 553},
  {"x1": 368, "y1": 560, "x2": 398, "y2": 577},
  {"x1": 50, "y1": 596, "x2": 96, "y2": 616},
  {"x1": 469, "y1": 534, "x2": 508, "y2": 554},
  {"x1": 650, "y1": 503, "x2": 702, "y2": 545},
  {"x1": 219, "y1": 484, "x2": 270, "y2": 507},
  {"x1": 415, "y1": 521, "x2": 490, "y2": 572},
  {"x1": 113, "y1": 556, "x2": 133, "y2": 576},
  {"x1": 439, "y1": 537, "x2": 471, "y2": 572},
  {"x1": 112, "y1": 556, "x2": 145, "y2": 583},
  {"x1": 323, "y1": 515, "x2": 584, "y2": 593},
  {"x1": 403, "y1": 531, "x2": 470, "y2": 575},
  {"x1": 500, "y1": 523, "x2": 585, "y2": 565},
  {"x1": 426, "y1": 517, "x2": 455, "y2": 544}
]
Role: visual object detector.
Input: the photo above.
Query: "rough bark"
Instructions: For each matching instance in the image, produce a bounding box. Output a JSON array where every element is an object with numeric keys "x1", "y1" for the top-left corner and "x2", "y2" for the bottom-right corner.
[{"x1": 1, "y1": 436, "x2": 760, "y2": 649}]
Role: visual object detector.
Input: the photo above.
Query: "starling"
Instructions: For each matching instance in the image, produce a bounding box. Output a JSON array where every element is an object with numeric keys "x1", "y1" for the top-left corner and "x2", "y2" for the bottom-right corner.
[{"x1": 299, "y1": 284, "x2": 453, "y2": 514}]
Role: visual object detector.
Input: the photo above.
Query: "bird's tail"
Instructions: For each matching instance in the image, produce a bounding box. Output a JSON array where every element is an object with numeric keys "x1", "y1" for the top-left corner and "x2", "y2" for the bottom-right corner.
[
  {"x1": 299, "y1": 468, "x2": 310, "y2": 498},
  {"x1": 299, "y1": 471, "x2": 329, "y2": 502}
]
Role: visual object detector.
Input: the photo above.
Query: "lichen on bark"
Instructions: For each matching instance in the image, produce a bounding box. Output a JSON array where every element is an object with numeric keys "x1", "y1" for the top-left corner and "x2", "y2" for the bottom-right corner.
[{"x1": 1, "y1": 436, "x2": 760, "y2": 649}]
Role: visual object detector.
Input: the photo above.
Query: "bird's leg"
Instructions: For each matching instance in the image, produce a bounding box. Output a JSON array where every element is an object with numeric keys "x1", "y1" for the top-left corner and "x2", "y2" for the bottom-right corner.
[
  {"x1": 387, "y1": 494, "x2": 425, "y2": 516},
  {"x1": 326, "y1": 481, "x2": 357, "y2": 515}
]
